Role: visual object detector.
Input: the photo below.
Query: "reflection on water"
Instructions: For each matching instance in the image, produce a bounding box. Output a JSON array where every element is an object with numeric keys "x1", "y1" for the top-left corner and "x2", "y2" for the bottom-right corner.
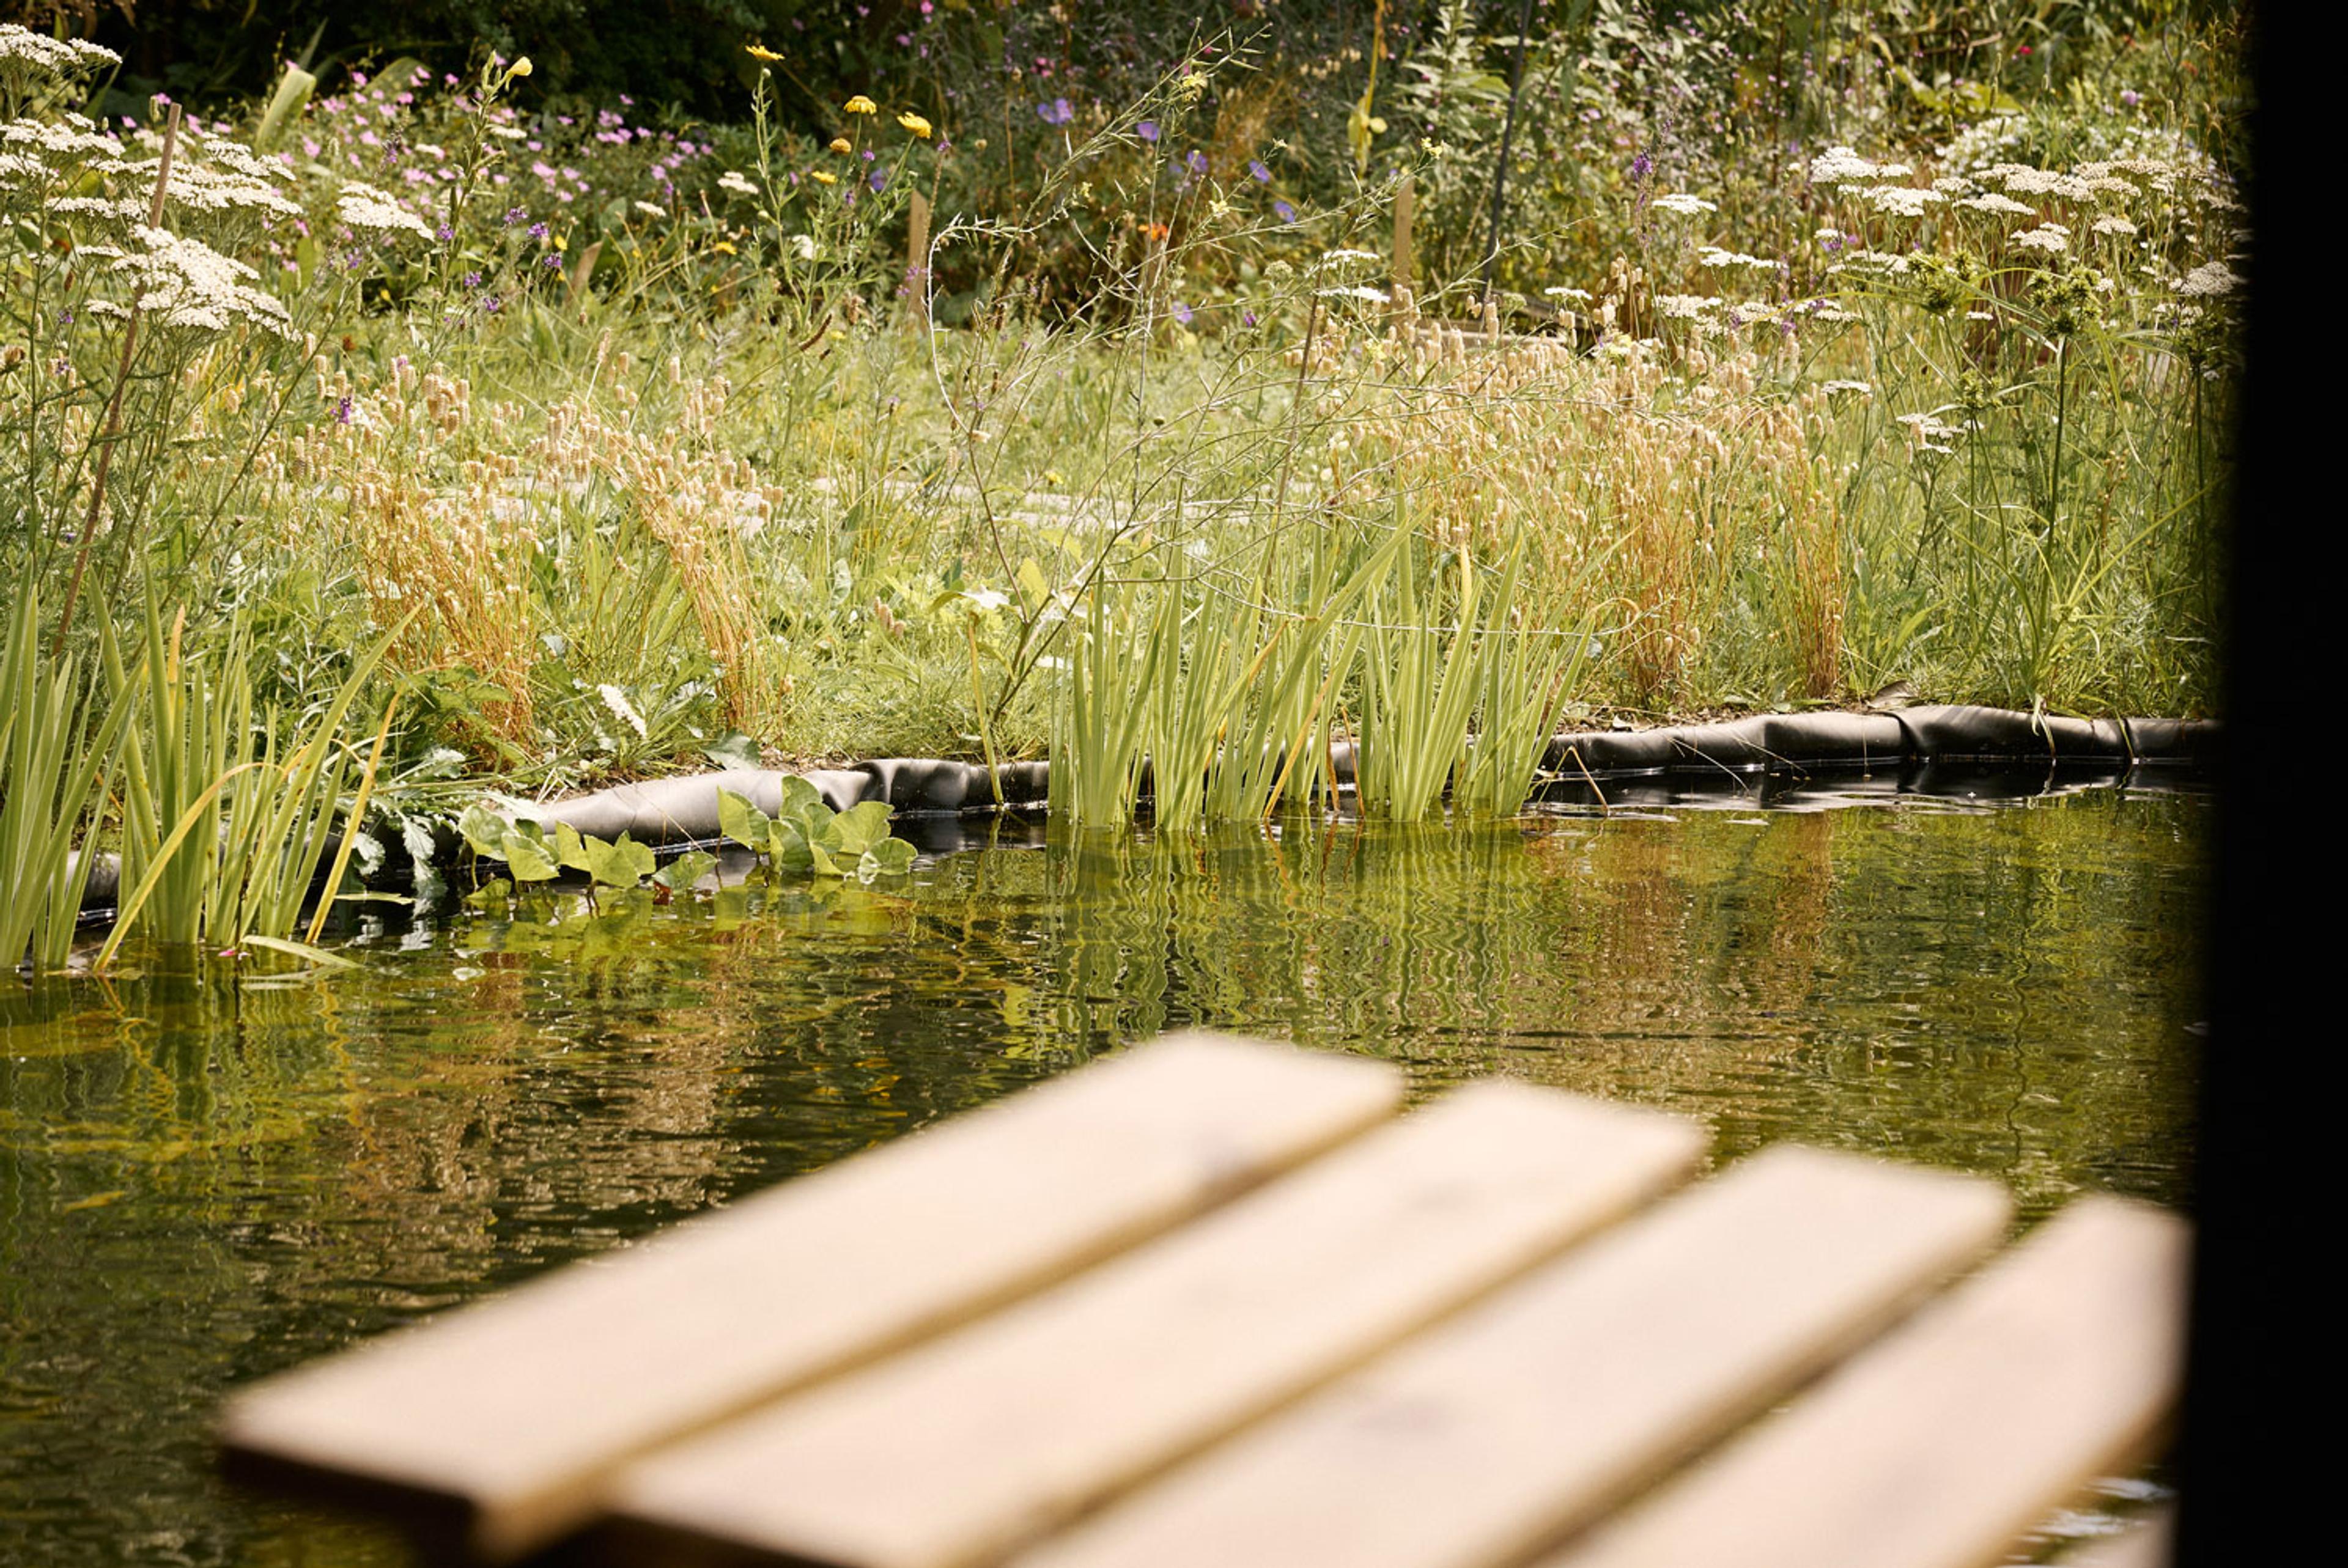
[{"x1": 0, "y1": 776, "x2": 2206, "y2": 1564}]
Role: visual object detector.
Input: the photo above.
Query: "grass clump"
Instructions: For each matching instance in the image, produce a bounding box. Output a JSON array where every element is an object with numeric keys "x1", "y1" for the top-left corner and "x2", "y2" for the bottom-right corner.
[{"x1": 0, "y1": 6, "x2": 2245, "y2": 955}]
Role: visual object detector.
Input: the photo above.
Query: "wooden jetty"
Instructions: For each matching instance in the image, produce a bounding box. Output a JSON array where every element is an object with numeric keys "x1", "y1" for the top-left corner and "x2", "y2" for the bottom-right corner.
[{"x1": 216, "y1": 1032, "x2": 2187, "y2": 1568}]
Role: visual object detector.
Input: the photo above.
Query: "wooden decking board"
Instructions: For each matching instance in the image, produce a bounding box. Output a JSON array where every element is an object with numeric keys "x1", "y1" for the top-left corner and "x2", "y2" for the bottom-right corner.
[
  {"x1": 2052, "y1": 1509, "x2": 2174, "y2": 1568},
  {"x1": 214, "y1": 1032, "x2": 1404, "y2": 1562},
  {"x1": 600, "y1": 1081, "x2": 1705, "y2": 1568},
  {"x1": 1546, "y1": 1197, "x2": 2188, "y2": 1568},
  {"x1": 1013, "y1": 1144, "x2": 2011, "y2": 1568}
]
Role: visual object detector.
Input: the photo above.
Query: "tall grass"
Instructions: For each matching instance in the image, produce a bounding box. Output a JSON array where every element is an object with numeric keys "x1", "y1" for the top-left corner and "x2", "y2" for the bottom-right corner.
[{"x1": 1, "y1": 576, "x2": 130, "y2": 970}]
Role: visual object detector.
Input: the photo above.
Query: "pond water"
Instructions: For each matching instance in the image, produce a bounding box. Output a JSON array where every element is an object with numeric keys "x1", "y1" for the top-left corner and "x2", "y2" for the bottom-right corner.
[{"x1": 1, "y1": 771, "x2": 2207, "y2": 1565}]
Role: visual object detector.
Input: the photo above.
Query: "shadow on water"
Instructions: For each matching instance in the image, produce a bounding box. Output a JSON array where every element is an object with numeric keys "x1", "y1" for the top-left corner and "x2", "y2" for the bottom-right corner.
[{"x1": 1, "y1": 769, "x2": 2206, "y2": 1564}]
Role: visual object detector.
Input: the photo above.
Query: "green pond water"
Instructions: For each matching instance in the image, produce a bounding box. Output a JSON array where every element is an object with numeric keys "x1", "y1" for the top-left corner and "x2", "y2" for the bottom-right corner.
[{"x1": 1, "y1": 775, "x2": 2207, "y2": 1564}]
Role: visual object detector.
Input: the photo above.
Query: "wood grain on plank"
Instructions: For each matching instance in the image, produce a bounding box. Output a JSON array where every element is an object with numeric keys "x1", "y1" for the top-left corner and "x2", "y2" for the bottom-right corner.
[
  {"x1": 215, "y1": 1032, "x2": 1403, "y2": 1562},
  {"x1": 2054, "y1": 1508, "x2": 2174, "y2": 1568},
  {"x1": 602, "y1": 1080, "x2": 1705, "y2": 1568},
  {"x1": 1550, "y1": 1196, "x2": 2188, "y2": 1568},
  {"x1": 1018, "y1": 1144, "x2": 2010, "y2": 1568}
]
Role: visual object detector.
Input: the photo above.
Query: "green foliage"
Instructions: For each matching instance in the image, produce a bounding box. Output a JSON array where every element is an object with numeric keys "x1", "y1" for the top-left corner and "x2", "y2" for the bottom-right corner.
[
  {"x1": 1, "y1": 573, "x2": 131, "y2": 971},
  {"x1": 718, "y1": 783, "x2": 917, "y2": 882}
]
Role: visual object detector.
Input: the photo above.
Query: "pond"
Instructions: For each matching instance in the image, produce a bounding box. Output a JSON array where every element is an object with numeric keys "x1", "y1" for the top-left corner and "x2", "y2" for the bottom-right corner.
[{"x1": 1, "y1": 771, "x2": 2207, "y2": 1565}]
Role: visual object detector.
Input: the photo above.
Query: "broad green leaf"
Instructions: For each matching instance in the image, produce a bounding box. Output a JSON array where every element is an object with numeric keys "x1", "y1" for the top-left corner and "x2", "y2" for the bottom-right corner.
[
  {"x1": 807, "y1": 839, "x2": 844, "y2": 878},
  {"x1": 580, "y1": 832, "x2": 656, "y2": 888},
  {"x1": 498, "y1": 825, "x2": 559, "y2": 882},
  {"x1": 553, "y1": 821, "x2": 596, "y2": 874},
  {"x1": 857, "y1": 839, "x2": 917, "y2": 881},
  {"x1": 767, "y1": 818, "x2": 814, "y2": 871},
  {"x1": 457, "y1": 801, "x2": 508, "y2": 858},
  {"x1": 717, "y1": 786, "x2": 772, "y2": 852},
  {"x1": 703, "y1": 732, "x2": 761, "y2": 770},
  {"x1": 652, "y1": 850, "x2": 718, "y2": 892},
  {"x1": 833, "y1": 800, "x2": 895, "y2": 855},
  {"x1": 465, "y1": 876, "x2": 512, "y2": 909},
  {"x1": 775, "y1": 775, "x2": 824, "y2": 818}
]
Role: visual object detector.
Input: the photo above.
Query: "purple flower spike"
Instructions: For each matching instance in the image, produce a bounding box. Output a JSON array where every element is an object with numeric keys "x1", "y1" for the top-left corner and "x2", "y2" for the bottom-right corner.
[
  {"x1": 528, "y1": 220, "x2": 548, "y2": 238},
  {"x1": 869, "y1": 167, "x2": 888, "y2": 191}
]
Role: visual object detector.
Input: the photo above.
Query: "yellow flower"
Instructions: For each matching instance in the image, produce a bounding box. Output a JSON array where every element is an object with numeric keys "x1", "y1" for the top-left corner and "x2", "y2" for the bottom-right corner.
[
  {"x1": 712, "y1": 240, "x2": 737, "y2": 255},
  {"x1": 844, "y1": 95, "x2": 878, "y2": 116},
  {"x1": 745, "y1": 42, "x2": 784, "y2": 62},
  {"x1": 810, "y1": 169, "x2": 837, "y2": 185},
  {"x1": 829, "y1": 137, "x2": 853, "y2": 155},
  {"x1": 506, "y1": 56, "x2": 533, "y2": 78},
  {"x1": 898, "y1": 111, "x2": 933, "y2": 139}
]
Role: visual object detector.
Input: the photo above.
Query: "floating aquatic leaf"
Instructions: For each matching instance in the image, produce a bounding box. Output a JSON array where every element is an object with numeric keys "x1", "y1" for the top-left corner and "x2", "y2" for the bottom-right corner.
[
  {"x1": 833, "y1": 800, "x2": 895, "y2": 855},
  {"x1": 717, "y1": 786, "x2": 773, "y2": 851},
  {"x1": 652, "y1": 850, "x2": 718, "y2": 892},
  {"x1": 857, "y1": 838, "x2": 917, "y2": 881}
]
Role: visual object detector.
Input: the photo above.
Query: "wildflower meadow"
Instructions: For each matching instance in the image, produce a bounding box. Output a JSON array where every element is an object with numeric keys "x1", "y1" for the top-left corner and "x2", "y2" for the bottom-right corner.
[{"x1": 4, "y1": 0, "x2": 2241, "y2": 928}]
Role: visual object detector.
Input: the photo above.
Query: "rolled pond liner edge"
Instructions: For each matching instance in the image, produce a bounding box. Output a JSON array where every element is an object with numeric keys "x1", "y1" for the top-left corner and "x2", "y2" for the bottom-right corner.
[
  {"x1": 64, "y1": 706, "x2": 2217, "y2": 913},
  {"x1": 525, "y1": 705, "x2": 2213, "y2": 847}
]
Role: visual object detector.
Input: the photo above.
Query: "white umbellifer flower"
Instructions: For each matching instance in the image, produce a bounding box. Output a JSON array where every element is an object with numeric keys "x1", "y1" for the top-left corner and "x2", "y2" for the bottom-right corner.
[
  {"x1": 2176, "y1": 260, "x2": 2241, "y2": 297},
  {"x1": 1697, "y1": 246, "x2": 1782, "y2": 271},
  {"x1": 42, "y1": 193, "x2": 145, "y2": 221},
  {"x1": 1932, "y1": 175, "x2": 1977, "y2": 197},
  {"x1": 1542, "y1": 285, "x2": 1592, "y2": 301},
  {"x1": 1313, "y1": 248, "x2": 1381, "y2": 270},
  {"x1": 632, "y1": 200, "x2": 667, "y2": 218},
  {"x1": 1809, "y1": 305, "x2": 1859, "y2": 323},
  {"x1": 337, "y1": 182, "x2": 432, "y2": 237},
  {"x1": 716, "y1": 169, "x2": 759, "y2": 197},
  {"x1": 0, "y1": 23, "x2": 121, "y2": 73},
  {"x1": 1655, "y1": 293, "x2": 1721, "y2": 320},
  {"x1": 163, "y1": 159, "x2": 305, "y2": 218},
  {"x1": 1959, "y1": 192, "x2": 2032, "y2": 215},
  {"x1": 1897, "y1": 410, "x2": 1962, "y2": 455},
  {"x1": 105, "y1": 226, "x2": 293, "y2": 336},
  {"x1": 2091, "y1": 215, "x2": 2138, "y2": 237},
  {"x1": 1650, "y1": 192, "x2": 1717, "y2": 215},
  {"x1": 1315, "y1": 284, "x2": 1390, "y2": 303},
  {"x1": 1818, "y1": 379, "x2": 1872, "y2": 397},
  {"x1": 1807, "y1": 145, "x2": 1878, "y2": 185},
  {"x1": 2012, "y1": 224, "x2": 2070, "y2": 253},
  {"x1": 1966, "y1": 309, "x2": 1995, "y2": 321},
  {"x1": 1866, "y1": 184, "x2": 1943, "y2": 217},
  {"x1": 1994, "y1": 164, "x2": 2095, "y2": 201},
  {"x1": 487, "y1": 124, "x2": 528, "y2": 140}
]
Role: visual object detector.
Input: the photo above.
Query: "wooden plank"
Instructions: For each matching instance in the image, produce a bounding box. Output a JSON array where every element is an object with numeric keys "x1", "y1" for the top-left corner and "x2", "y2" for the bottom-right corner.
[
  {"x1": 905, "y1": 191, "x2": 931, "y2": 331},
  {"x1": 2054, "y1": 1509, "x2": 2173, "y2": 1568},
  {"x1": 216, "y1": 1032, "x2": 1403, "y2": 1562},
  {"x1": 1549, "y1": 1196, "x2": 2188, "y2": 1568},
  {"x1": 602, "y1": 1081, "x2": 1705, "y2": 1568},
  {"x1": 1017, "y1": 1144, "x2": 2009, "y2": 1568}
]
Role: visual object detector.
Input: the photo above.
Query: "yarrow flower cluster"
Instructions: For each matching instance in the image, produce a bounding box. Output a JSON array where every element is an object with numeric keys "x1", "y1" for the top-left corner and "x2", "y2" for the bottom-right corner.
[
  {"x1": 98, "y1": 226, "x2": 294, "y2": 336},
  {"x1": 337, "y1": 181, "x2": 434, "y2": 237}
]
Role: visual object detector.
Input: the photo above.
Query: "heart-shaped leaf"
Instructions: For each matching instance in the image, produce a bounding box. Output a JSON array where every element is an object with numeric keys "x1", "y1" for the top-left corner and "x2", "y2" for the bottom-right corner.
[
  {"x1": 703, "y1": 732, "x2": 762, "y2": 770},
  {"x1": 857, "y1": 838, "x2": 917, "y2": 881},
  {"x1": 776, "y1": 774, "x2": 824, "y2": 819},
  {"x1": 457, "y1": 801, "x2": 508, "y2": 859},
  {"x1": 717, "y1": 786, "x2": 773, "y2": 852},
  {"x1": 499, "y1": 823, "x2": 559, "y2": 882},
  {"x1": 553, "y1": 821, "x2": 596, "y2": 874},
  {"x1": 579, "y1": 831, "x2": 656, "y2": 888},
  {"x1": 652, "y1": 850, "x2": 718, "y2": 892},
  {"x1": 833, "y1": 800, "x2": 896, "y2": 855}
]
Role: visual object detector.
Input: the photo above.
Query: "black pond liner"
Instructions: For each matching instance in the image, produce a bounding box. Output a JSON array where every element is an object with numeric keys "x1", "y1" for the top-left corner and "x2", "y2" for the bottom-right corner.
[
  {"x1": 520, "y1": 703, "x2": 2215, "y2": 842},
  {"x1": 68, "y1": 705, "x2": 2215, "y2": 916}
]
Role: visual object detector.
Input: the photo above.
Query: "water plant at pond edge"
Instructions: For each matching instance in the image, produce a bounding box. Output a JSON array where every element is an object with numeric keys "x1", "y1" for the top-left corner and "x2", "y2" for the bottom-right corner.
[
  {"x1": 91, "y1": 597, "x2": 402, "y2": 970},
  {"x1": 716, "y1": 782, "x2": 917, "y2": 882},
  {"x1": 2, "y1": 575, "x2": 131, "y2": 971}
]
